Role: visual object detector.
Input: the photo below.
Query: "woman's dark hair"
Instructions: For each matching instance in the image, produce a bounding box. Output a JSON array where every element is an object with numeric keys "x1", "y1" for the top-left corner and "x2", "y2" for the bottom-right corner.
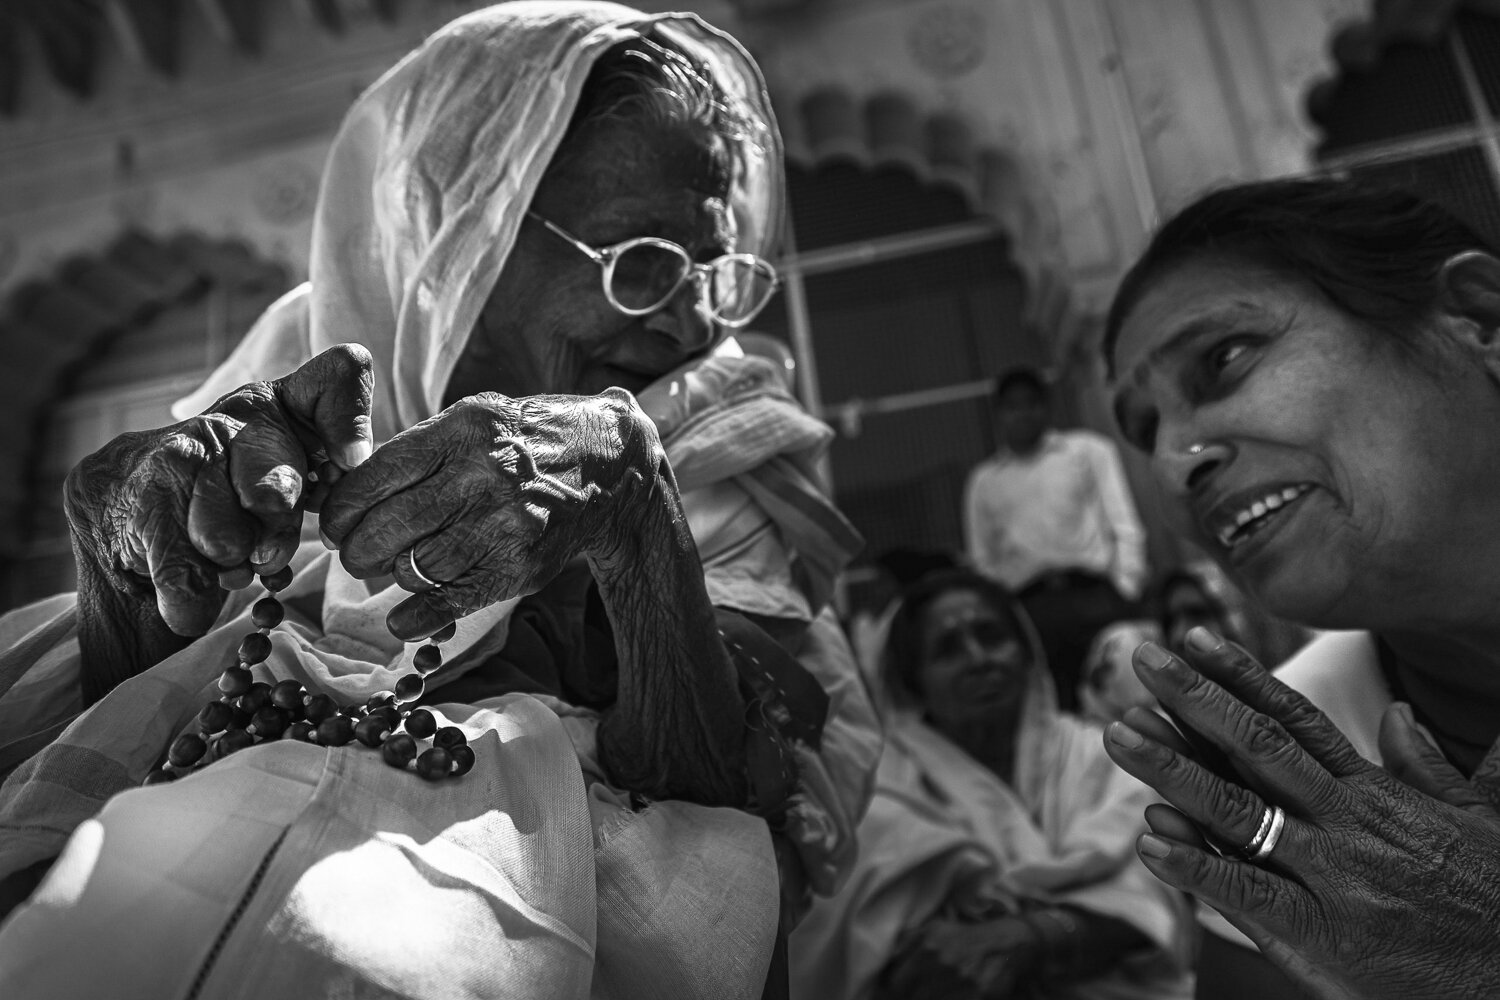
[
  {"x1": 1102, "y1": 177, "x2": 1498, "y2": 376},
  {"x1": 883, "y1": 568, "x2": 1022, "y2": 704},
  {"x1": 993, "y1": 365, "x2": 1049, "y2": 403}
]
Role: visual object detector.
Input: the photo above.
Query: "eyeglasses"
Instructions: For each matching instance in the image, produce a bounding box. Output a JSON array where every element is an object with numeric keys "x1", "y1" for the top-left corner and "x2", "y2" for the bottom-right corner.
[{"x1": 526, "y1": 212, "x2": 779, "y2": 329}]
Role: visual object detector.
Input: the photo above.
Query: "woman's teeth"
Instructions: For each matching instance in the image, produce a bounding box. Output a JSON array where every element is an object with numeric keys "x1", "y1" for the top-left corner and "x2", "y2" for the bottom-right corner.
[{"x1": 1217, "y1": 485, "x2": 1311, "y2": 548}]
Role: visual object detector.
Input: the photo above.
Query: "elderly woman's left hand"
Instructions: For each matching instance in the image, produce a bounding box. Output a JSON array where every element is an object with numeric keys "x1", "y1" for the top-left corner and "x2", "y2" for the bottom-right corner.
[
  {"x1": 321, "y1": 388, "x2": 750, "y2": 806},
  {"x1": 1101, "y1": 634, "x2": 1500, "y2": 1000},
  {"x1": 319, "y1": 388, "x2": 662, "y2": 640}
]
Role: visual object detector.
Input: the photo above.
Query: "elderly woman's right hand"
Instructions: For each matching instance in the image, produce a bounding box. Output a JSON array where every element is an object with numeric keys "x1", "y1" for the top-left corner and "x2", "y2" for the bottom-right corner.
[{"x1": 64, "y1": 345, "x2": 374, "y2": 697}]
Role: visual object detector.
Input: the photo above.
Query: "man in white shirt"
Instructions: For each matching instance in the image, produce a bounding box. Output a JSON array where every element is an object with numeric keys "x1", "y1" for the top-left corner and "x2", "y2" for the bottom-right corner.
[{"x1": 963, "y1": 368, "x2": 1149, "y2": 711}]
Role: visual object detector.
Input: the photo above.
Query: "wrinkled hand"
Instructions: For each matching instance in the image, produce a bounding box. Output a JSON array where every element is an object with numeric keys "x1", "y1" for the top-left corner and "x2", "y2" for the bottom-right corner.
[
  {"x1": 877, "y1": 916, "x2": 1041, "y2": 1000},
  {"x1": 65, "y1": 344, "x2": 374, "y2": 637},
  {"x1": 1101, "y1": 631, "x2": 1500, "y2": 1000},
  {"x1": 319, "y1": 388, "x2": 662, "y2": 641}
]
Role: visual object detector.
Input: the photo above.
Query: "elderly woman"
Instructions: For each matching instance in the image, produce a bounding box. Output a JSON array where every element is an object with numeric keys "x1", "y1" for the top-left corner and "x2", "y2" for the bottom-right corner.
[
  {"x1": 1101, "y1": 177, "x2": 1500, "y2": 999},
  {"x1": 0, "y1": 4, "x2": 879, "y2": 997},
  {"x1": 790, "y1": 569, "x2": 1193, "y2": 1000}
]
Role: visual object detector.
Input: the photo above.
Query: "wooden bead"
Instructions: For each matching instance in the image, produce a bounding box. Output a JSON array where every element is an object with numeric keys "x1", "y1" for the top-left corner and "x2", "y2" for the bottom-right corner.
[
  {"x1": 316, "y1": 715, "x2": 356, "y2": 747},
  {"x1": 251, "y1": 597, "x2": 285, "y2": 630},
  {"x1": 236, "y1": 684, "x2": 272, "y2": 716},
  {"x1": 366, "y1": 691, "x2": 397, "y2": 714},
  {"x1": 448, "y1": 744, "x2": 476, "y2": 777},
  {"x1": 260, "y1": 566, "x2": 294, "y2": 593},
  {"x1": 413, "y1": 644, "x2": 443, "y2": 675},
  {"x1": 367, "y1": 705, "x2": 401, "y2": 731},
  {"x1": 197, "y1": 701, "x2": 235, "y2": 734},
  {"x1": 354, "y1": 715, "x2": 391, "y2": 748},
  {"x1": 167, "y1": 733, "x2": 208, "y2": 767},
  {"x1": 394, "y1": 673, "x2": 424, "y2": 703},
  {"x1": 217, "y1": 729, "x2": 255, "y2": 756},
  {"x1": 430, "y1": 622, "x2": 457, "y2": 643},
  {"x1": 284, "y1": 721, "x2": 315, "y2": 742},
  {"x1": 404, "y1": 708, "x2": 437, "y2": 739},
  {"x1": 218, "y1": 665, "x2": 254, "y2": 698},
  {"x1": 434, "y1": 726, "x2": 467, "y2": 751},
  {"x1": 270, "y1": 679, "x2": 305, "y2": 712},
  {"x1": 303, "y1": 693, "x2": 339, "y2": 724},
  {"x1": 248, "y1": 706, "x2": 290, "y2": 739},
  {"x1": 416, "y1": 746, "x2": 452, "y2": 781},
  {"x1": 238, "y1": 632, "x2": 273, "y2": 665},
  {"x1": 382, "y1": 733, "x2": 418, "y2": 769}
]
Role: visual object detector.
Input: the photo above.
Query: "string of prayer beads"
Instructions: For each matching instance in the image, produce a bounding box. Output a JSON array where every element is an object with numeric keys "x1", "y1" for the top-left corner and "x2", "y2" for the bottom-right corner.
[{"x1": 144, "y1": 566, "x2": 472, "y2": 785}]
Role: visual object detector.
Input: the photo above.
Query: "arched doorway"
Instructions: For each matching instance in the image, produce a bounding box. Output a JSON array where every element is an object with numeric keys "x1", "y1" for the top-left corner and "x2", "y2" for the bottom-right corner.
[
  {"x1": 754, "y1": 159, "x2": 1042, "y2": 610},
  {"x1": 0, "y1": 232, "x2": 291, "y2": 611}
]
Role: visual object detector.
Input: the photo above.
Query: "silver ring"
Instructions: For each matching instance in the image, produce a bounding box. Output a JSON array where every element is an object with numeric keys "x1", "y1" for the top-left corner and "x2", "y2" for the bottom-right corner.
[
  {"x1": 1243, "y1": 804, "x2": 1286, "y2": 863},
  {"x1": 407, "y1": 548, "x2": 440, "y2": 589}
]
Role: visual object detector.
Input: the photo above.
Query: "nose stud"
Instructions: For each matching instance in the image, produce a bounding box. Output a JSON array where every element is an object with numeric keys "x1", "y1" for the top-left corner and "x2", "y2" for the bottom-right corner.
[{"x1": 1188, "y1": 443, "x2": 1205, "y2": 456}]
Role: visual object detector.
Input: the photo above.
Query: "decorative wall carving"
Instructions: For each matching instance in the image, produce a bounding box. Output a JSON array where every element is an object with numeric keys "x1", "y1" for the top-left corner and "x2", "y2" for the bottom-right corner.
[{"x1": 906, "y1": 5, "x2": 986, "y2": 80}]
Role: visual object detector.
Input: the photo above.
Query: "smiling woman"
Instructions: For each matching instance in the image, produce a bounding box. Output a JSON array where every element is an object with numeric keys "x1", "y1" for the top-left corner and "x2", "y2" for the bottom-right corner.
[{"x1": 1098, "y1": 177, "x2": 1500, "y2": 1000}]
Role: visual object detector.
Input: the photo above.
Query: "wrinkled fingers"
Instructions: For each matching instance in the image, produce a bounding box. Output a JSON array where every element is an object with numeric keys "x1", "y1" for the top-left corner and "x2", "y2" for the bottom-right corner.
[
  {"x1": 1105, "y1": 717, "x2": 1299, "y2": 866},
  {"x1": 1129, "y1": 641, "x2": 1345, "y2": 813},
  {"x1": 1180, "y1": 628, "x2": 1369, "y2": 778}
]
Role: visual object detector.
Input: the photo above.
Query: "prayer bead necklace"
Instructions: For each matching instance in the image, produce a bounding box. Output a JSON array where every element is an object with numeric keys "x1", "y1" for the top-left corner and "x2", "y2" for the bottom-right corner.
[{"x1": 143, "y1": 566, "x2": 473, "y2": 785}]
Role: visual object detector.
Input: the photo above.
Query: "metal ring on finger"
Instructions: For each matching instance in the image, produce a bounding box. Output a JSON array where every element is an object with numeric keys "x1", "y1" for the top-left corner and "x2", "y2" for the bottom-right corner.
[
  {"x1": 407, "y1": 548, "x2": 441, "y2": 589},
  {"x1": 1240, "y1": 804, "x2": 1286, "y2": 863}
]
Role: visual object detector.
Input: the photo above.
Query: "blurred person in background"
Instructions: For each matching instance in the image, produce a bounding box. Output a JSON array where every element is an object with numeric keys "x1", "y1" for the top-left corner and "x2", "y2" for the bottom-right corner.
[
  {"x1": 963, "y1": 367, "x2": 1150, "y2": 710},
  {"x1": 792, "y1": 568, "x2": 1193, "y2": 1000}
]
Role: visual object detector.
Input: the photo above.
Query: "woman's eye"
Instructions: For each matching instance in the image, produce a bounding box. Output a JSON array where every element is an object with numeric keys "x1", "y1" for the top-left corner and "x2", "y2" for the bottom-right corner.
[
  {"x1": 1198, "y1": 338, "x2": 1259, "y2": 390},
  {"x1": 1209, "y1": 341, "x2": 1248, "y2": 372}
]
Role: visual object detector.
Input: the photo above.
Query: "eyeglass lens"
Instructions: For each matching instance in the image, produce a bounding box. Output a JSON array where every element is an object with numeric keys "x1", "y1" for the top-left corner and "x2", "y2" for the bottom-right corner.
[{"x1": 609, "y1": 242, "x2": 776, "y2": 323}]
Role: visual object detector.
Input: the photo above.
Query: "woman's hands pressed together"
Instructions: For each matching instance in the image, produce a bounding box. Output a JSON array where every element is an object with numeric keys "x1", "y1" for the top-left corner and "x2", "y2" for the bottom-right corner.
[
  {"x1": 1101, "y1": 631, "x2": 1500, "y2": 1000},
  {"x1": 64, "y1": 344, "x2": 375, "y2": 700},
  {"x1": 318, "y1": 387, "x2": 665, "y2": 641}
]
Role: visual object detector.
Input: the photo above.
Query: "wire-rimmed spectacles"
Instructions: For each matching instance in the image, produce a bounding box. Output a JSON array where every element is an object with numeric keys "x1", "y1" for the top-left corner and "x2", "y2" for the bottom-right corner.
[{"x1": 527, "y1": 211, "x2": 780, "y2": 329}]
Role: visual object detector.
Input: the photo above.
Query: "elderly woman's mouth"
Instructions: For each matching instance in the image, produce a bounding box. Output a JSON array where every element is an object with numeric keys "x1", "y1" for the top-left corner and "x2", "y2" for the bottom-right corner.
[{"x1": 1209, "y1": 483, "x2": 1315, "y2": 550}]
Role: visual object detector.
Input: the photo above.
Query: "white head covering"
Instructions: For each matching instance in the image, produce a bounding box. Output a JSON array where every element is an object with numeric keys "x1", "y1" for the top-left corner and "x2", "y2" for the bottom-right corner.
[{"x1": 173, "y1": 1, "x2": 785, "y2": 442}]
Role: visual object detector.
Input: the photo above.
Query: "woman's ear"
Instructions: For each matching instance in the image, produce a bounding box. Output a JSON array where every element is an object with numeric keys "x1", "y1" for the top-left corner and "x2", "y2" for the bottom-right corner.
[{"x1": 1437, "y1": 251, "x2": 1500, "y2": 382}]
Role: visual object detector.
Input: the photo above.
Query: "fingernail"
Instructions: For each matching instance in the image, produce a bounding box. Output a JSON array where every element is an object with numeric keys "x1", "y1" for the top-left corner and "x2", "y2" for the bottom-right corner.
[
  {"x1": 1138, "y1": 834, "x2": 1172, "y2": 860},
  {"x1": 319, "y1": 527, "x2": 337, "y2": 551},
  {"x1": 339, "y1": 440, "x2": 373, "y2": 469},
  {"x1": 251, "y1": 544, "x2": 276, "y2": 566},
  {"x1": 1108, "y1": 722, "x2": 1145, "y2": 749},
  {"x1": 1137, "y1": 642, "x2": 1174, "y2": 670},
  {"x1": 1396, "y1": 702, "x2": 1445, "y2": 755},
  {"x1": 1186, "y1": 627, "x2": 1221, "y2": 653}
]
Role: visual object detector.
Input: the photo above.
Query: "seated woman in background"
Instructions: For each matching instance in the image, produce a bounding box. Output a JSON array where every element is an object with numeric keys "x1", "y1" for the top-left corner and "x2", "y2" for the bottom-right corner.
[
  {"x1": 1101, "y1": 178, "x2": 1500, "y2": 999},
  {"x1": 0, "y1": 4, "x2": 879, "y2": 997},
  {"x1": 791, "y1": 568, "x2": 1193, "y2": 1000}
]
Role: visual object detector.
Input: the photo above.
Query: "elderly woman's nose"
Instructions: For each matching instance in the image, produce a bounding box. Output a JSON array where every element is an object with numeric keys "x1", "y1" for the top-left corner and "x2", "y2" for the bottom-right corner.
[{"x1": 644, "y1": 289, "x2": 714, "y2": 353}]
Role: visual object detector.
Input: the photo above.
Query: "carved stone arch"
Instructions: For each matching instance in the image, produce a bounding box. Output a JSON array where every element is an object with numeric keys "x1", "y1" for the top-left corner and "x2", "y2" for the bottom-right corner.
[
  {"x1": 0, "y1": 230, "x2": 291, "y2": 610},
  {"x1": 1300, "y1": 0, "x2": 1500, "y2": 134},
  {"x1": 780, "y1": 84, "x2": 1068, "y2": 328}
]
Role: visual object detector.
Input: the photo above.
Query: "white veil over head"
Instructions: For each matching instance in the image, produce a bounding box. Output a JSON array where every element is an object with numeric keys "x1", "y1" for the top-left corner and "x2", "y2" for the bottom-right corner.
[{"x1": 174, "y1": 1, "x2": 785, "y2": 442}]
